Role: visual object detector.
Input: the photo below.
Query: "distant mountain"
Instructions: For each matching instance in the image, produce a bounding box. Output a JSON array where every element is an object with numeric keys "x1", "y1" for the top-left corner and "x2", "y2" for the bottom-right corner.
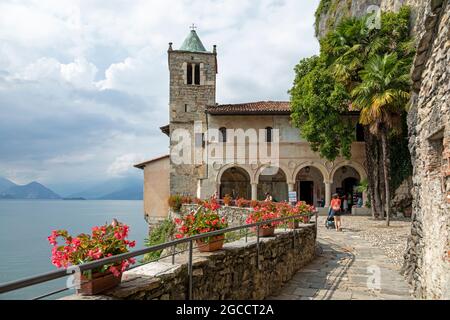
[
  {"x1": 0, "y1": 177, "x2": 17, "y2": 193},
  {"x1": 97, "y1": 184, "x2": 143, "y2": 200},
  {"x1": 68, "y1": 176, "x2": 142, "y2": 200},
  {"x1": 0, "y1": 181, "x2": 61, "y2": 200}
]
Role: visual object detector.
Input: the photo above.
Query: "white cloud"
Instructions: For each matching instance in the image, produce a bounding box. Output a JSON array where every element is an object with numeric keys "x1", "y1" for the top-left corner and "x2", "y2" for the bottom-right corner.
[
  {"x1": 13, "y1": 56, "x2": 97, "y2": 89},
  {"x1": 107, "y1": 153, "x2": 146, "y2": 177},
  {"x1": 60, "y1": 58, "x2": 98, "y2": 89}
]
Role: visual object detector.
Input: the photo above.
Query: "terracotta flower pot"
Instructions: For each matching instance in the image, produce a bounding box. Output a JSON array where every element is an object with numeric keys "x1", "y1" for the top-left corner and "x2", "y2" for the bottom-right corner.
[
  {"x1": 288, "y1": 221, "x2": 299, "y2": 229},
  {"x1": 77, "y1": 271, "x2": 122, "y2": 295},
  {"x1": 257, "y1": 226, "x2": 275, "y2": 237},
  {"x1": 196, "y1": 234, "x2": 225, "y2": 252}
]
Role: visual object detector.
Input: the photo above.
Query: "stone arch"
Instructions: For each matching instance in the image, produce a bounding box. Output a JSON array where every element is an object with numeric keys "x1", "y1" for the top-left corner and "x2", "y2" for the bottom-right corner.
[
  {"x1": 217, "y1": 165, "x2": 252, "y2": 199},
  {"x1": 330, "y1": 161, "x2": 367, "y2": 183},
  {"x1": 255, "y1": 165, "x2": 289, "y2": 202},
  {"x1": 330, "y1": 161, "x2": 367, "y2": 210},
  {"x1": 216, "y1": 163, "x2": 255, "y2": 184},
  {"x1": 292, "y1": 162, "x2": 330, "y2": 183},
  {"x1": 254, "y1": 164, "x2": 291, "y2": 184}
]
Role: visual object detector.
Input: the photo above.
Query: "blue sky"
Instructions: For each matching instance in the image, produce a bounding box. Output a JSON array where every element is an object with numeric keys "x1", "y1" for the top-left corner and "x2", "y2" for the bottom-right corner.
[{"x1": 0, "y1": 0, "x2": 320, "y2": 194}]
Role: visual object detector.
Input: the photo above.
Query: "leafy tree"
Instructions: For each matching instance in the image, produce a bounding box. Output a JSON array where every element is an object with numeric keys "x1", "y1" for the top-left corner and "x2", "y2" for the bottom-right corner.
[
  {"x1": 291, "y1": 6, "x2": 414, "y2": 222},
  {"x1": 290, "y1": 56, "x2": 354, "y2": 160},
  {"x1": 351, "y1": 53, "x2": 411, "y2": 225}
]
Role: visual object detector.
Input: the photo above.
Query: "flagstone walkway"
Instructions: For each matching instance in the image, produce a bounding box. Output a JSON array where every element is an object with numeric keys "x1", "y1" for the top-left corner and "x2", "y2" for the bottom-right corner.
[{"x1": 268, "y1": 216, "x2": 414, "y2": 300}]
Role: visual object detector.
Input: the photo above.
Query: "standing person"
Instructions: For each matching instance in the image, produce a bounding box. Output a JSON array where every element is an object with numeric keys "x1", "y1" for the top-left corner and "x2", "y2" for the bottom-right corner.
[
  {"x1": 343, "y1": 194, "x2": 349, "y2": 214},
  {"x1": 265, "y1": 192, "x2": 272, "y2": 202},
  {"x1": 330, "y1": 194, "x2": 342, "y2": 231}
]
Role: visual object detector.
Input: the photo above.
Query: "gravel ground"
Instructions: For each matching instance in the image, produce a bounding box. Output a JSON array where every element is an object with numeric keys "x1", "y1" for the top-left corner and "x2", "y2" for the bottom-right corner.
[{"x1": 319, "y1": 215, "x2": 412, "y2": 267}]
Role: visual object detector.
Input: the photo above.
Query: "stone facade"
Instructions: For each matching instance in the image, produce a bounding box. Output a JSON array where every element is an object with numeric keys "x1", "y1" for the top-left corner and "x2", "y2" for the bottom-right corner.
[
  {"x1": 402, "y1": 0, "x2": 450, "y2": 300},
  {"x1": 168, "y1": 44, "x2": 217, "y2": 197},
  {"x1": 137, "y1": 29, "x2": 368, "y2": 221},
  {"x1": 64, "y1": 224, "x2": 316, "y2": 300}
]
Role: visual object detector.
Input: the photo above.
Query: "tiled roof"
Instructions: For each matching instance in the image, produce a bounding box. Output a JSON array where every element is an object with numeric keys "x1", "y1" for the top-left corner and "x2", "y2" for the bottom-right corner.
[
  {"x1": 207, "y1": 101, "x2": 291, "y2": 115},
  {"x1": 134, "y1": 155, "x2": 169, "y2": 169}
]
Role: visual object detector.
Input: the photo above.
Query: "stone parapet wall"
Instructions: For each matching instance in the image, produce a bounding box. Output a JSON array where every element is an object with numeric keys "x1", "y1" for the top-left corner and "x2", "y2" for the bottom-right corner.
[{"x1": 63, "y1": 225, "x2": 316, "y2": 300}]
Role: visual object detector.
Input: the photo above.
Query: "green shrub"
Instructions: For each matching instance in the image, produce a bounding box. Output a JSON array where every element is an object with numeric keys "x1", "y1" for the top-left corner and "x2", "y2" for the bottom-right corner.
[
  {"x1": 143, "y1": 219, "x2": 176, "y2": 262},
  {"x1": 168, "y1": 194, "x2": 183, "y2": 211}
]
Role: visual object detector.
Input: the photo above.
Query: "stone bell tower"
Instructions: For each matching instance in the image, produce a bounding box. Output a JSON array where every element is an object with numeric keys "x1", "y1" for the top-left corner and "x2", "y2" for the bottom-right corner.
[{"x1": 168, "y1": 26, "x2": 217, "y2": 197}]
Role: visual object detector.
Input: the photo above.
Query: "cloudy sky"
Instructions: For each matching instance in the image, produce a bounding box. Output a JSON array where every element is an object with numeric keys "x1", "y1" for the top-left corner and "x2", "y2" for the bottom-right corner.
[{"x1": 0, "y1": 0, "x2": 320, "y2": 195}]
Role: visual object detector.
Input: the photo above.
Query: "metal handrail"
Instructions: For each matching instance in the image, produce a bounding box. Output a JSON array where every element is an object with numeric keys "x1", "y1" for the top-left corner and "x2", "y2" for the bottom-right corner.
[{"x1": 0, "y1": 212, "x2": 317, "y2": 298}]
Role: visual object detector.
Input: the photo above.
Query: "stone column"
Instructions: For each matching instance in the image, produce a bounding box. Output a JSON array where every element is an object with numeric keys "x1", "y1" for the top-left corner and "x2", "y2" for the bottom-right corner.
[
  {"x1": 192, "y1": 63, "x2": 196, "y2": 84},
  {"x1": 324, "y1": 180, "x2": 332, "y2": 207},
  {"x1": 288, "y1": 183, "x2": 294, "y2": 192},
  {"x1": 251, "y1": 183, "x2": 258, "y2": 200},
  {"x1": 216, "y1": 183, "x2": 221, "y2": 198}
]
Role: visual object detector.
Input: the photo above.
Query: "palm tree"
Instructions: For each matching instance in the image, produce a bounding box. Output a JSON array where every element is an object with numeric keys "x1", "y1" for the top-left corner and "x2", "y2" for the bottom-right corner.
[{"x1": 351, "y1": 53, "x2": 411, "y2": 226}]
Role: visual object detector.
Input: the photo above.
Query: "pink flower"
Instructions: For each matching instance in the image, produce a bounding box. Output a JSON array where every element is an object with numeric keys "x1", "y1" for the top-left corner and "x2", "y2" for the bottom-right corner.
[
  {"x1": 128, "y1": 240, "x2": 136, "y2": 248},
  {"x1": 109, "y1": 266, "x2": 121, "y2": 277}
]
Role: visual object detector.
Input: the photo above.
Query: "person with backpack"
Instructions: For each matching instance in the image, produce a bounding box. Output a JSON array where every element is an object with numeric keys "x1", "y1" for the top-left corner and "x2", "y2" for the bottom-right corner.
[{"x1": 330, "y1": 193, "x2": 343, "y2": 231}]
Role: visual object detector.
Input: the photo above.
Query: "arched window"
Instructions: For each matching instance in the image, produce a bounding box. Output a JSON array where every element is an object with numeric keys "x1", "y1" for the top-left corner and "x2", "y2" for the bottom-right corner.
[
  {"x1": 194, "y1": 64, "x2": 200, "y2": 85},
  {"x1": 187, "y1": 63, "x2": 193, "y2": 85},
  {"x1": 219, "y1": 127, "x2": 227, "y2": 143},
  {"x1": 265, "y1": 127, "x2": 273, "y2": 143}
]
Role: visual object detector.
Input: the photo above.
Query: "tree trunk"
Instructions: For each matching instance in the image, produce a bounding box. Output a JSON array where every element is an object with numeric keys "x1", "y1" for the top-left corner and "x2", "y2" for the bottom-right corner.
[
  {"x1": 381, "y1": 127, "x2": 391, "y2": 226},
  {"x1": 364, "y1": 126, "x2": 383, "y2": 218}
]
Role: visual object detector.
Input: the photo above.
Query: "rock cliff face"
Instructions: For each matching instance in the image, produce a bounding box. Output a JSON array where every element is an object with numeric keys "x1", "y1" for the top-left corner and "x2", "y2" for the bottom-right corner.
[
  {"x1": 402, "y1": 0, "x2": 449, "y2": 300},
  {"x1": 315, "y1": 0, "x2": 424, "y2": 39},
  {"x1": 315, "y1": 0, "x2": 450, "y2": 299}
]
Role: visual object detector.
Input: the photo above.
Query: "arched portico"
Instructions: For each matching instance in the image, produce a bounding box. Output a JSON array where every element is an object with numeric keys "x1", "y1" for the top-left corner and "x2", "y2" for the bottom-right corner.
[
  {"x1": 330, "y1": 161, "x2": 367, "y2": 210},
  {"x1": 291, "y1": 163, "x2": 330, "y2": 207},
  {"x1": 217, "y1": 165, "x2": 253, "y2": 199},
  {"x1": 256, "y1": 166, "x2": 288, "y2": 202}
]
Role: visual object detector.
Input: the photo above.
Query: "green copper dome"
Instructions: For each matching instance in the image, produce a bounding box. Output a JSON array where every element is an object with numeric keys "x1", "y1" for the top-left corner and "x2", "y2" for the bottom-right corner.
[{"x1": 179, "y1": 30, "x2": 208, "y2": 52}]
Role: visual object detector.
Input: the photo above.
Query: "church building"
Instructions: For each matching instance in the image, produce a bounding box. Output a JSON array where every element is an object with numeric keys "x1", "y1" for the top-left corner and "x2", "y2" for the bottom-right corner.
[{"x1": 135, "y1": 28, "x2": 367, "y2": 223}]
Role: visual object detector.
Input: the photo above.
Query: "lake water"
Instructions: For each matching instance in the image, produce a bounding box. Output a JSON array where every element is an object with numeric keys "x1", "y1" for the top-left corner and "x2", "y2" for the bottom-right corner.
[{"x1": 0, "y1": 200, "x2": 149, "y2": 300}]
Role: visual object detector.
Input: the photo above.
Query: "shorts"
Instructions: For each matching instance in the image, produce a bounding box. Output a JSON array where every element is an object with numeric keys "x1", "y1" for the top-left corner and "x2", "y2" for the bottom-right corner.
[{"x1": 331, "y1": 209, "x2": 341, "y2": 216}]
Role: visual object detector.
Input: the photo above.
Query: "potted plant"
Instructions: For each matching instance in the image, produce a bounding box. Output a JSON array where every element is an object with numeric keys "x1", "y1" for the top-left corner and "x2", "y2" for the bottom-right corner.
[
  {"x1": 236, "y1": 197, "x2": 250, "y2": 208},
  {"x1": 48, "y1": 220, "x2": 136, "y2": 295},
  {"x1": 175, "y1": 200, "x2": 228, "y2": 252},
  {"x1": 245, "y1": 203, "x2": 281, "y2": 237},
  {"x1": 276, "y1": 202, "x2": 299, "y2": 229},
  {"x1": 223, "y1": 194, "x2": 232, "y2": 206},
  {"x1": 295, "y1": 201, "x2": 315, "y2": 223}
]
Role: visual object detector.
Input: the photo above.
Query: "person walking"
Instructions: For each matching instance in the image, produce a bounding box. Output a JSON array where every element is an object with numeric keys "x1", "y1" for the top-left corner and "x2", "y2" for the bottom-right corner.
[{"x1": 330, "y1": 193, "x2": 343, "y2": 231}]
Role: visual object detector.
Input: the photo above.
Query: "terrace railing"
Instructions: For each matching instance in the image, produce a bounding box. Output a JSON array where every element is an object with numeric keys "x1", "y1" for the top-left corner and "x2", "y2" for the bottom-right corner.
[{"x1": 0, "y1": 211, "x2": 318, "y2": 300}]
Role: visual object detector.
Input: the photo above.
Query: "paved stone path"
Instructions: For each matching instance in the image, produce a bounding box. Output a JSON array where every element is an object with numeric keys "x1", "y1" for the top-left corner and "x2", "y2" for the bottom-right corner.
[{"x1": 269, "y1": 217, "x2": 414, "y2": 300}]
